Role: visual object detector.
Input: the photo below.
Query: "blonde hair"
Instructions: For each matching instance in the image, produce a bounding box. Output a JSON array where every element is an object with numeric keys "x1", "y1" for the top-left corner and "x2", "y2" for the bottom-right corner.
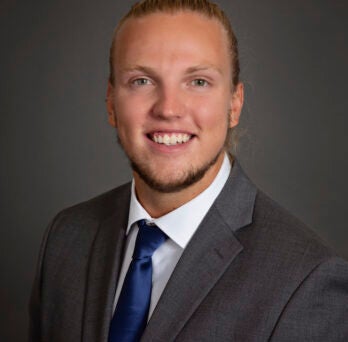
[{"x1": 108, "y1": 0, "x2": 240, "y2": 90}]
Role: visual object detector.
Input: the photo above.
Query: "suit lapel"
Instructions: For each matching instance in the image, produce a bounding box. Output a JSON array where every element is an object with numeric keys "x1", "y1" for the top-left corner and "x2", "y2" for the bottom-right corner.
[
  {"x1": 82, "y1": 185, "x2": 131, "y2": 342},
  {"x1": 142, "y1": 161, "x2": 257, "y2": 341},
  {"x1": 142, "y1": 208, "x2": 243, "y2": 342}
]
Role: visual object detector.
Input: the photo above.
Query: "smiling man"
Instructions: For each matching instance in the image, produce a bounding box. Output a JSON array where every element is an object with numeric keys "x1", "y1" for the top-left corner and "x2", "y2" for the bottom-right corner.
[
  {"x1": 106, "y1": 8, "x2": 242, "y2": 216},
  {"x1": 29, "y1": 1, "x2": 348, "y2": 341}
]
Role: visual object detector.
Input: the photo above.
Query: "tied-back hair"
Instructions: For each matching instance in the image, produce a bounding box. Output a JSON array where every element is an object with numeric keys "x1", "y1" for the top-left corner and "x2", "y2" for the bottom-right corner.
[{"x1": 108, "y1": 0, "x2": 240, "y2": 91}]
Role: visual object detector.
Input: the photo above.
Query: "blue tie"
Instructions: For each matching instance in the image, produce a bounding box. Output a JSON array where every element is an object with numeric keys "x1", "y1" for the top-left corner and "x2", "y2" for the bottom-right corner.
[{"x1": 108, "y1": 220, "x2": 167, "y2": 342}]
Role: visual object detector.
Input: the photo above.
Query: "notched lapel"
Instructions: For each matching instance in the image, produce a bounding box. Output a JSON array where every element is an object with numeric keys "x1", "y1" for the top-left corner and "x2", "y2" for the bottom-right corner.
[
  {"x1": 142, "y1": 161, "x2": 257, "y2": 342},
  {"x1": 82, "y1": 188, "x2": 130, "y2": 342},
  {"x1": 142, "y1": 209, "x2": 243, "y2": 342}
]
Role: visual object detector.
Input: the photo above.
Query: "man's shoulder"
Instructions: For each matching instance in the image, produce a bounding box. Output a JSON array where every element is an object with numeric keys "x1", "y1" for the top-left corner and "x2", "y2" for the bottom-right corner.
[
  {"x1": 255, "y1": 191, "x2": 331, "y2": 249},
  {"x1": 217, "y1": 160, "x2": 339, "y2": 263},
  {"x1": 57, "y1": 182, "x2": 131, "y2": 221},
  {"x1": 239, "y1": 189, "x2": 341, "y2": 272},
  {"x1": 249, "y1": 193, "x2": 348, "y2": 340},
  {"x1": 46, "y1": 182, "x2": 131, "y2": 240}
]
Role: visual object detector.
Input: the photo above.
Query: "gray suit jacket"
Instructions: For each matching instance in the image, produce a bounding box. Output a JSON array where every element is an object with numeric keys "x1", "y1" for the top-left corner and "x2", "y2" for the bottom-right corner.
[{"x1": 29, "y1": 161, "x2": 348, "y2": 341}]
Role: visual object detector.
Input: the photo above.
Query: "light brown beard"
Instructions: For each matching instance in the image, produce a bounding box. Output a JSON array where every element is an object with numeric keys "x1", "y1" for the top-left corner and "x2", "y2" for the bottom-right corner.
[
  {"x1": 117, "y1": 135, "x2": 224, "y2": 194},
  {"x1": 131, "y1": 147, "x2": 223, "y2": 193}
]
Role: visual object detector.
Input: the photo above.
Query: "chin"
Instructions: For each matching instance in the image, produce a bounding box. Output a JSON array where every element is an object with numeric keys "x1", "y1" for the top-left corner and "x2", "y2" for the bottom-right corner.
[{"x1": 130, "y1": 150, "x2": 222, "y2": 194}]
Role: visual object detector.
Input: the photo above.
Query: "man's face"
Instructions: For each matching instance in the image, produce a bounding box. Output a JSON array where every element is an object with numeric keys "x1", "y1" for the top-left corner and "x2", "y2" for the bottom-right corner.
[{"x1": 107, "y1": 11, "x2": 243, "y2": 193}]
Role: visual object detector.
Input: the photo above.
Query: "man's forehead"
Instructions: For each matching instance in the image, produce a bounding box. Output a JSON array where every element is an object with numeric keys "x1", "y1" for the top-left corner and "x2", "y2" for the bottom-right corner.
[
  {"x1": 114, "y1": 11, "x2": 228, "y2": 45},
  {"x1": 110, "y1": 10, "x2": 232, "y2": 86},
  {"x1": 113, "y1": 12, "x2": 229, "y2": 61}
]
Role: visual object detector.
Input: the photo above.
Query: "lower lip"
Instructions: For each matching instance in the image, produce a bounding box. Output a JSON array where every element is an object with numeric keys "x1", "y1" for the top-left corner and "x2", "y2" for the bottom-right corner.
[{"x1": 146, "y1": 135, "x2": 195, "y2": 153}]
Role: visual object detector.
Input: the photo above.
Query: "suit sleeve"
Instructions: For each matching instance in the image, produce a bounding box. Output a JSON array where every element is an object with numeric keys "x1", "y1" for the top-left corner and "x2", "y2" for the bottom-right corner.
[
  {"x1": 28, "y1": 217, "x2": 56, "y2": 342},
  {"x1": 270, "y1": 257, "x2": 348, "y2": 341}
]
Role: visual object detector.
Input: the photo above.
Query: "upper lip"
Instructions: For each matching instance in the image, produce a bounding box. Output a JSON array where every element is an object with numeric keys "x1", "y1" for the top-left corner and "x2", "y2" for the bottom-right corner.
[{"x1": 146, "y1": 129, "x2": 195, "y2": 135}]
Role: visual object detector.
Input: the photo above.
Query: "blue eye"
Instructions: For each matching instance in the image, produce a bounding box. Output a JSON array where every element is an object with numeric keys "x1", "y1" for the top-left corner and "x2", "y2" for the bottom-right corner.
[
  {"x1": 192, "y1": 79, "x2": 209, "y2": 87},
  {"x1": 132, "y1": 78, "x2": 151, "y2": 86}
]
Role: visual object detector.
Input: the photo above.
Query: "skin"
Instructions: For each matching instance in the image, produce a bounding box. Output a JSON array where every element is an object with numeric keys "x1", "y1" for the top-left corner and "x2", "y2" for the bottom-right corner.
[{"x1": 107, "y1": 11, "x2": 243, "y2": 218}]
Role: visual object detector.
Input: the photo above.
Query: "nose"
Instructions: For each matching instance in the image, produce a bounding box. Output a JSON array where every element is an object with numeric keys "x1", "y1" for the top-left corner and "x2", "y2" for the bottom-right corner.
[{"x1": 151, "y1": 85, "x2": 184, "y2": 120}]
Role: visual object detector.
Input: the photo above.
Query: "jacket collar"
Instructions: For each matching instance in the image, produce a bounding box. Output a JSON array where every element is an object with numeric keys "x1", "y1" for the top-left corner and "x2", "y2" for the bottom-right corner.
[{"x1": 142, "y1": 160, "x2": 257, "y2": 341}]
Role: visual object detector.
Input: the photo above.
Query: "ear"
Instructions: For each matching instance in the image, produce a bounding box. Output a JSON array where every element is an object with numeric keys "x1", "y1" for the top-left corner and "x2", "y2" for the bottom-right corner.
[
  {"x1": 106, "y1": 81, "x2": 117, "y2": 128},
  {"x1": 229, "y1": 82, "x2": 244, "y2": 128}
]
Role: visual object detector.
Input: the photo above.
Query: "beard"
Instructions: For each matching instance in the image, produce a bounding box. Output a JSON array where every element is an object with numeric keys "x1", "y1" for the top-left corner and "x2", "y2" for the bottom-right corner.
[
  {"x1": 117, "y1": 135, "x2": 225, "y2": 194},
  {"x1": 131, "y1": 148, "x2": 223, "y2": 193}
]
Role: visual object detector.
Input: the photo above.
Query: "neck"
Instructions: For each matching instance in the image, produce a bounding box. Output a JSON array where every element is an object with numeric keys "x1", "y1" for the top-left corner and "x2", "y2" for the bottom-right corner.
[{"x1": 134, "y1": 152, "x2": 225, "y2": 218}]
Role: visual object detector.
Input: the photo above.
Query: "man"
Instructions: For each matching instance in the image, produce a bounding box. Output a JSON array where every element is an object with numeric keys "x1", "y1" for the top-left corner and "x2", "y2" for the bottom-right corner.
[{"x1": 29, "y1": 1, "x2": 348, "y2": 341}]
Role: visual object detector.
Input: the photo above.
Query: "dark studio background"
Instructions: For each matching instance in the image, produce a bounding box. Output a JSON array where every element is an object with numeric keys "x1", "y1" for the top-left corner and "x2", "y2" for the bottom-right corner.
[{"x1": 1, "y1": 0, "x2": 347, "y2": 340}]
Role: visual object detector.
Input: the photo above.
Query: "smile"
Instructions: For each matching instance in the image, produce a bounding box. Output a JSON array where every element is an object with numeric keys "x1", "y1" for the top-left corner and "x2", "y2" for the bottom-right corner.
[{"x1": 148, "y1": 132, "x2": 193, "y2": 146}]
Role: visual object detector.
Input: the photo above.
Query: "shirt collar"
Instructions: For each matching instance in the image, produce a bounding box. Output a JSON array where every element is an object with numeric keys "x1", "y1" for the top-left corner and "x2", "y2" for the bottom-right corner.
[{"x1": 127, "y1": 153, "x2": 231, "y2": 249}]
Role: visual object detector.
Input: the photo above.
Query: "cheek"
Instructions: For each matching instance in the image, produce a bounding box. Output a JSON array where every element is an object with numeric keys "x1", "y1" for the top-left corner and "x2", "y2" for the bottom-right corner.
[
  {"x1": 194, "y1": 98, "x2": 229, "y2": 130},
  {"x1": 114, "y1": 97, "x2": 148, "y2": 127}
]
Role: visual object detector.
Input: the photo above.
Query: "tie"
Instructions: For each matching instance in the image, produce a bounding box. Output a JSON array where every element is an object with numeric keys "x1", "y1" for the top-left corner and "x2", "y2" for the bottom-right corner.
[{"x1": 108, "y1": 220, "x2": 167, "y2": 342}]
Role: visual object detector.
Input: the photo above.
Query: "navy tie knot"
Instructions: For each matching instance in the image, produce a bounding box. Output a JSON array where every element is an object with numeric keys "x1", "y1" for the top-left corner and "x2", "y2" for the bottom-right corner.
[{"x1": 133, "y1": 220, "x2": 167, "y2": 259}]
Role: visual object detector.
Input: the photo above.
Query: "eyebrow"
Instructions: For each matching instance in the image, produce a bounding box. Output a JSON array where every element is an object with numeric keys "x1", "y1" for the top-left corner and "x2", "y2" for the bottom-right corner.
[
  {"x1": 120, "y1": 64, "x2": 223, "y2": 76},
  {"x1": 185, "y1": 65, "x2": 223, "y2": 76},
  {"x1": 120, "y1": 65, "x2": 156, "y2": 74}
]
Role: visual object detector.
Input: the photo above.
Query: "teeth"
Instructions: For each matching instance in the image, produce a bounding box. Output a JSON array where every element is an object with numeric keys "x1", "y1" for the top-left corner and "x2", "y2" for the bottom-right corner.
[
  {"x1": 163, "y1": 135, "x2": 170, "y2": 144},
  {"x1": 152, "y1": 133, "x2": 192, "y2": 145}
]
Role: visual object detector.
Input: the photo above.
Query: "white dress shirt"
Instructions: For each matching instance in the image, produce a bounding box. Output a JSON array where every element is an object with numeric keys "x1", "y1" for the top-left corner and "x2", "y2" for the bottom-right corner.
[{"x1": 113, "y1": 153, "x2": 231, "y2": 319}]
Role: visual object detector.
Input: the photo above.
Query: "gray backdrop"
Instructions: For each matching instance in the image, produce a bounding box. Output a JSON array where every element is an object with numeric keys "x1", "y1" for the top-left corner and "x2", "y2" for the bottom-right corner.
[{"x1": 1, "y1": 0, "x2": 347, "y2": 340}]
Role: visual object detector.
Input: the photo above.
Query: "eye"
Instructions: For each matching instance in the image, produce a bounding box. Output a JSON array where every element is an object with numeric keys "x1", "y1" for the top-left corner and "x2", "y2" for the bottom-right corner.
[
  {"x1": 132, "y1": 78, "x2": 152, "y2": 86},
  {"x1": 191, "y1": 79, "x2": 209, "y2": 87}
]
